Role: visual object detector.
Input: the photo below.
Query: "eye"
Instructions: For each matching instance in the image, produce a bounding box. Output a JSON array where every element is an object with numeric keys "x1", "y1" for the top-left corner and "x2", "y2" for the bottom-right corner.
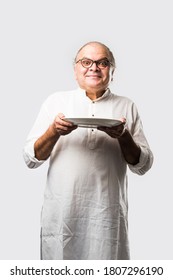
[
  {"x1": 98, "y1": 60, "x2": 109, "y2": 68},
  {"x1": 81, "y1": 59, "x2": 92, "y2": 67}
]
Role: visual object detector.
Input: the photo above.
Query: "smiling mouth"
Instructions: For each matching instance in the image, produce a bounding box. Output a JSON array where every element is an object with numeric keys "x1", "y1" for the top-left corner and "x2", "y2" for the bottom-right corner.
[{"x1": 87, "y1": 75, "x2": 101, "y2": 78}]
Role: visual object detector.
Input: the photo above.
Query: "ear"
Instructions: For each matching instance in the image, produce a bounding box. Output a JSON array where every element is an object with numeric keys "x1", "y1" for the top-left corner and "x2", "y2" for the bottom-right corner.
[{"x1": 111, "y1": 68, "x2": 115, "y2": 82}]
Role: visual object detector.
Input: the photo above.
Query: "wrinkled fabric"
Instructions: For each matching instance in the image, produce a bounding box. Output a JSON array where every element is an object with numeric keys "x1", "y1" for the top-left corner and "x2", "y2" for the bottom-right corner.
[{"x1": 23, "y1": 88, "x2": 153, "y2": 260}]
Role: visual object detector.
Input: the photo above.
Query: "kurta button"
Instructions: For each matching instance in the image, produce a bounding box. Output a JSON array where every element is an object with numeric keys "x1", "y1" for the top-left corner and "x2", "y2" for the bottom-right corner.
[{"x1": 92, "y1": 114, "x2": 94, "y2": 117}]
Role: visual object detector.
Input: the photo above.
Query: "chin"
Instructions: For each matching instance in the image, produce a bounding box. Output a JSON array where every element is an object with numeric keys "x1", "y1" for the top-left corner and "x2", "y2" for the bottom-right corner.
[{"x1": 87, "y1": 81, "x2": 103, "y2": 87}]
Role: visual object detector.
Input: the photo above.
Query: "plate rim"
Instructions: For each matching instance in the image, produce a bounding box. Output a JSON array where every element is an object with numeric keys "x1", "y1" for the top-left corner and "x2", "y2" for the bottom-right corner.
[{"x1": 64, "y1": 117, "x2": 121, "y2": 127}]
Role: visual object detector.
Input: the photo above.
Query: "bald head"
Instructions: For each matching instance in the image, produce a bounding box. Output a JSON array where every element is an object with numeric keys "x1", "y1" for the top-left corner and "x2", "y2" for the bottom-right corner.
[{"x1": 74, "y1": 41, "x2": 116, "y2": 69}]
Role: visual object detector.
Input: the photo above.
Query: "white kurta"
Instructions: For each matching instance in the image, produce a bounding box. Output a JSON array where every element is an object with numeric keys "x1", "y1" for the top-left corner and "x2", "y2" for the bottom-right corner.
[{"x1": 23, "y1": 88, "x2": 153, "y2": 260}]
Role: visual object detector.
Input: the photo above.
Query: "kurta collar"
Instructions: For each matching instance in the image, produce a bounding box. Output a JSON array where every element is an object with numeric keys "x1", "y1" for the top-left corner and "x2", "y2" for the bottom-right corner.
[{"x1": 77, "y1": 87, "x2": 111, "y2": 102}]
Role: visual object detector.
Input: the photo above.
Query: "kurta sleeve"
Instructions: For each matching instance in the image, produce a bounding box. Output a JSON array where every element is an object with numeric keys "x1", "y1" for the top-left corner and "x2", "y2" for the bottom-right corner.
[
  {"x1": 23, "y1": 101, "x2": 51, "y2": 169},
  {"x1": 127, "y1": 102, "x2": 154, "y2": 175},
  {"x1": 128, "y1": 145, "x2": 153, "y2": 175}
]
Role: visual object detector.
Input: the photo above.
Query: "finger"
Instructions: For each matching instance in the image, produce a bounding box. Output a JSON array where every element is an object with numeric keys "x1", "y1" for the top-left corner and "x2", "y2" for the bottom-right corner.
[
  {"x1": 97, "y1": 126, "x2": 108, "y2": 131},
  {"x1": 57, "y1": 112, "x2": 65, "y2": 119},
  {"x1": 98, "y1": 125, "x2": 125, "y2": 139},
  {"x1": 119, "y1": 117, "x2": 126, "y2": 124},
  {"x1": 54, "y1": 121, "x2": 77, "y2": 134},
  {"x1": 60, "y1": 118, "x2": 73, "y2": 127},
  {"x1": 55, "y1": 115, "x2": 73, "y2": 127}
]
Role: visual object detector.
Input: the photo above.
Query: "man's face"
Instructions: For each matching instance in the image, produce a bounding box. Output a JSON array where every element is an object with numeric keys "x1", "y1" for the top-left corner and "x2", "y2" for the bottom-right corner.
[{"x1": 74, "y1": 44, "x2": 114, "y2": 93}]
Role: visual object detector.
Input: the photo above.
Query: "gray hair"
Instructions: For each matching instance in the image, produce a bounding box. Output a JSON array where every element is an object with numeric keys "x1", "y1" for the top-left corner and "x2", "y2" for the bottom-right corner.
[{"x1": 74, "y1": 41, "x2": 116, "y2": 69}]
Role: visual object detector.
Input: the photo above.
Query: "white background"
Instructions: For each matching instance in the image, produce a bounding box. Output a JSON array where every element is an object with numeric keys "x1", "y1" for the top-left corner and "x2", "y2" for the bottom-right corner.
[{"x1": 0, "y1": 0, "x2": 172, "y2": 260}]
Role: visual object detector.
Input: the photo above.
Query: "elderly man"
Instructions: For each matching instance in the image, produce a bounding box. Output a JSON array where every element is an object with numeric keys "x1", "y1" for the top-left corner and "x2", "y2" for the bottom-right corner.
[{"x1": 23, "y1": 41, "x2": 153, "y2": 260}]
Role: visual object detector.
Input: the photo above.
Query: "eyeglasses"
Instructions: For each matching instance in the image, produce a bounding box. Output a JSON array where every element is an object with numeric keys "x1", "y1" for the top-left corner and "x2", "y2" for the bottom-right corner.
[{"x1": 76, "y1": 58, "x2": 112, "y2": 69}]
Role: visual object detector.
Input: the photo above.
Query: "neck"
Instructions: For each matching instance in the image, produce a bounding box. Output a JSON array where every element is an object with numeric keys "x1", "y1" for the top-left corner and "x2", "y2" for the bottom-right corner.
[{"x1": 86, "y1": 89, "x2": 106, "y2": 100}]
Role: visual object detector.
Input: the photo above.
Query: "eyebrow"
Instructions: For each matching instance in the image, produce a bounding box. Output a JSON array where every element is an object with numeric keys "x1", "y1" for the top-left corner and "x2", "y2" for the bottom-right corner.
[{"x1": 81, "y1": 57, "x2": 109, "y2": 61}]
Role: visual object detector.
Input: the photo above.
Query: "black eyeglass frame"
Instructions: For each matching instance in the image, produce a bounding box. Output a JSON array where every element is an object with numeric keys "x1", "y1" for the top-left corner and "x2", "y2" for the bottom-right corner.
[{"x1": 75, "y1": 57, "x2": 113, "y2": 69}]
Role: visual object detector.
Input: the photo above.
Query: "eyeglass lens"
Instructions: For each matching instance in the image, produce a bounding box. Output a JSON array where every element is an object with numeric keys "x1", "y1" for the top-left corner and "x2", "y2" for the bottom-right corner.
[{"x1": 81, "y1": 58, "x2": 110, "y2": 68}]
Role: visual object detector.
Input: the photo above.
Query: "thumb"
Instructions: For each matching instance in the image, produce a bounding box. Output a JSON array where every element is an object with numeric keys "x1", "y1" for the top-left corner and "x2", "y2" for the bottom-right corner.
[
  {"x1": 119, "y1": 117, "x2": 126, "y2": 124},
  {"x1": 58, "y1": 112, "x2": 65, "y2": 119}
]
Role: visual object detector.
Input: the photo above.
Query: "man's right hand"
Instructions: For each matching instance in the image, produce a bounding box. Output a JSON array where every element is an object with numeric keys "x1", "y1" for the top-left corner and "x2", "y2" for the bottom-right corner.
[{"x1": 52, "y1": 113, "x2": 78, "y2": 136}]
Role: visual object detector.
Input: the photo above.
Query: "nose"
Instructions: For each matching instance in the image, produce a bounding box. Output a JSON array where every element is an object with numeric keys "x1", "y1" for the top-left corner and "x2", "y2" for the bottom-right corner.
[{"x1": 89, "y1": 61, "x2": 99, "y2": 71}]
